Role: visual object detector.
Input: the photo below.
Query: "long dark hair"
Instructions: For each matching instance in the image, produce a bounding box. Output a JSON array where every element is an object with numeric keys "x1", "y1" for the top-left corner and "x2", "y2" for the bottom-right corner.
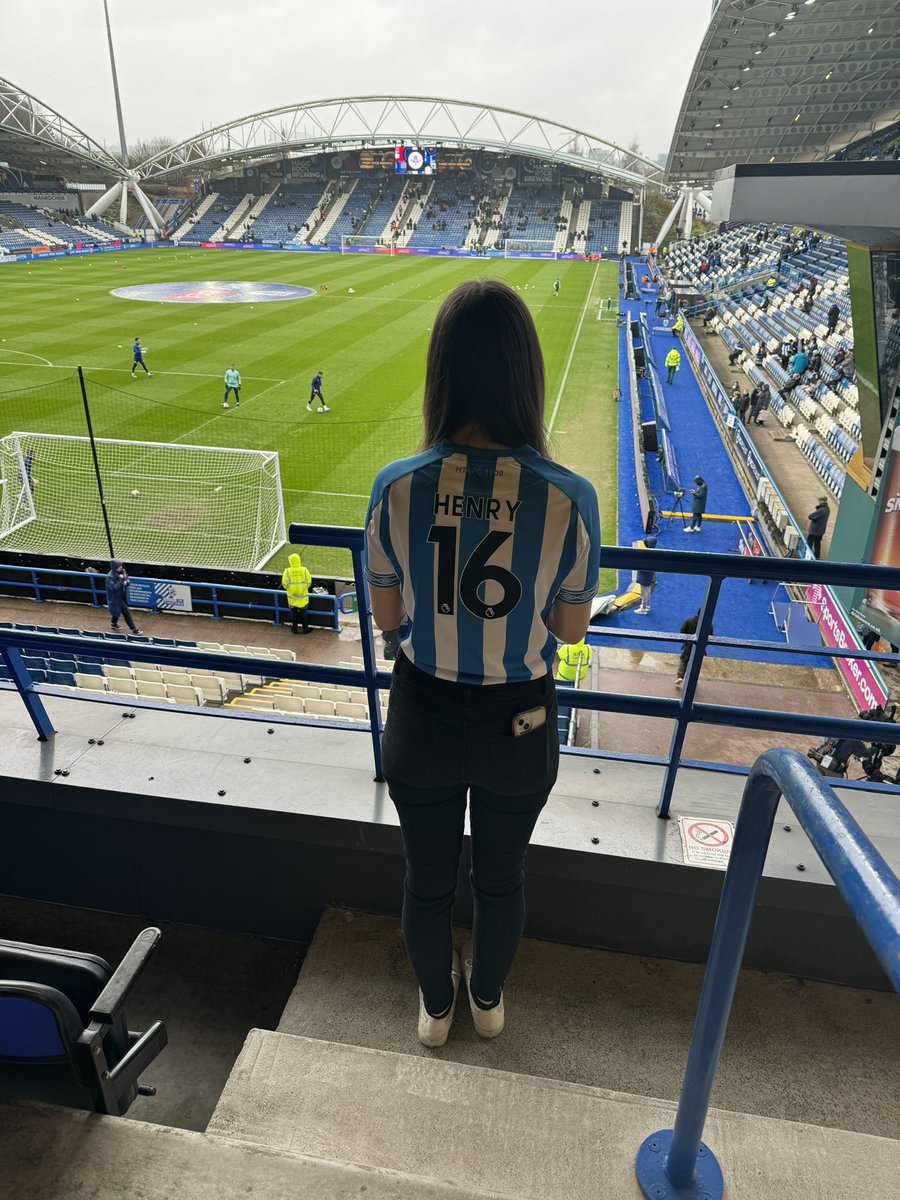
[{"x1": 421, "y1": 278, "x2": 547, "y2": 456}]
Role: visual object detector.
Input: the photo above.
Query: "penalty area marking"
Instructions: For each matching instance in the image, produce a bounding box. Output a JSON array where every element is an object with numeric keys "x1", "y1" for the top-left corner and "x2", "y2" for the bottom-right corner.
[
  {"x1": 0, "y1": 349, "x2": 55, "y2": 367},
  {"x1": 282, "y1": 488, "x2": 369, "y2": 500},
  {"x1": 174, "y1": 380, "x2": 286, "y2": 445},
  {"x1": 547, "y1": 264, "x2": 599, "y2": 436}
]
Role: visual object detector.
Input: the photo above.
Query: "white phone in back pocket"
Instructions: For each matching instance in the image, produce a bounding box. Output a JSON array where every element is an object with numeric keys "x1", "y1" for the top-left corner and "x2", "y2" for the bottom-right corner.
[{"x1": 512, "y1": 706, "x2": 547, "y2": 737}]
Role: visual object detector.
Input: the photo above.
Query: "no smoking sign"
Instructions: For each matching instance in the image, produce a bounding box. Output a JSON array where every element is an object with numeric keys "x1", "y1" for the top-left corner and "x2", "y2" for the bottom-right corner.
[{"x1": 677, "y1": 815, "x2": 735, "y2": 870}]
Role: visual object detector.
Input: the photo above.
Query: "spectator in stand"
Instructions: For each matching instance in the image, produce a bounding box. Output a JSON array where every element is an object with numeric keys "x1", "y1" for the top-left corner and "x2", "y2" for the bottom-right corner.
[
  {"x1": 754, "y1": 343, "x2": 767, "y2": 366},
  {"x1": 364, "y1": 277, "x2": 600, "y2": 1049},
  {"x1": 672, "y1": 313, "x2": 684, "y2": 337},
  {"x1": 827, "y1": 301, "x2": 840, "y2": 335},
  {"x1": 702, "y1": 304, "x2": 717, "y2": 328},
  {"x1": 806, "y1": 497, "x2": 831, "y2": 559},
  {"x1": 840, "y1": 351, "x2": 856, "y2": 381},
  {"x1": 727, "y1": 344, "x2": 743, "y2": 366},
  {"x1": 735, "y1": 389, "x2": 751, "y2": 424},
  {"x1": 834, "y1": 345, "x2": 847, "y2": 366},
  {"x1": 766, "y1": 275, "x2": 777, "y2": 289},
  {"x1": 105, "y1": 560, "x2": 142, "y2": 634},
  {"x1": 779, "y1": 336, "x2": 797, "y2": 371},
  {"x1": 789, "y1": 345, "x2": 810, "y2": 376}
]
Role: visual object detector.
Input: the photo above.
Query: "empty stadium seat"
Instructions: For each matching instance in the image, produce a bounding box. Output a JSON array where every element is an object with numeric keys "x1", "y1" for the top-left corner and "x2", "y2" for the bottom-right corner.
[
  {"x1": 305, "y1": 698, "x2": 335, "y2": 717},
  {"x1": 190, "y1": 675, "x2": 227, "y2": 703},
  {"x1": 136, "y1": 680, "x2": 168, "y2": 700},
  {"x1": 103, "y1": 666, "x2": 133, "y2": 680},
  {"x1": 166, "y1": 684, "x2": 203, "y2": 707},
  {"x1": 75, "y1": 673, "x2": 107, "y2": 692},
  {"x1": 0, "y1": 927, "x2": 167, "y2": 1115},
  {"x1": 273, "y1": 696, "x2": 304, "y2": 714},
  {"x1": 108, "y1": 679, "x2": 138, "y2": 696},
  {"x1": 335, "y1": 702, "x2": 368, "y2": 721}
]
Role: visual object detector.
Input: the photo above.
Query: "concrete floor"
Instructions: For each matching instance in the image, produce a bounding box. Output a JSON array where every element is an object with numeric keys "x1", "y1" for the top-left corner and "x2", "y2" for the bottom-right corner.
[
  {"x1": 278, "y1": 908, "x2": 900, "y2": 1141},
  {"x1": 0, "y1": 894, "x2": 304, "y2": 1131}
]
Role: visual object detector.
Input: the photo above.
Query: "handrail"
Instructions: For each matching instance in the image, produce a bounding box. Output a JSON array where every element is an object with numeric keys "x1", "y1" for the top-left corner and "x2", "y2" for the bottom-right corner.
[
  {"x1": 635, "y1": 747, "x2": 900, "y2": 1199},
  {"x1": 1, "y1": 537, "x2": 899, "y2": 804},
  {"x1": 0, "y1": 561, "x2": 340, "y2": 631}
]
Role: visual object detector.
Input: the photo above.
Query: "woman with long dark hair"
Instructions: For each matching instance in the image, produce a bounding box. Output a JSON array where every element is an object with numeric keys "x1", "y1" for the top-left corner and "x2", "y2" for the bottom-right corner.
[{"x1": 364, "y1": 278, "x2": 600, "y2": 1047}]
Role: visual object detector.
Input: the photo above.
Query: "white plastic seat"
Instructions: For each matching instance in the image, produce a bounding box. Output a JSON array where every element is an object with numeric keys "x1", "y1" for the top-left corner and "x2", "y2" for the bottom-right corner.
[
  {"x1": 190, "y1": 674, "x2": 227, "y2": 703},
  {"x1": 349, "y1": 690, "x2": 369, "y2": 706},
  {"x1": 335, "y1": 702, "x2": 367, "y2": 721},
  {"x1": 223, "y1": 644, "x2": 246, "y2": 655},
  {"x1": 290, "y1": 683, "x2": 321, "y2": 700},
  {"x1": 304, "y1": 698, "x2": 335, "y2": 717},
  {"x1": 197, "y1": 642, "x2": 222, "y2": 651},
  {"x1": 268, "y1": 648, "x2": 296, "y2": 662},
  {"x1": 232, "y1": 697, "x2": 274, "y2": 710},
  {"x1": 103, "y1": 665, "x2": 134, "y2": 680},
  {"x1": 273, "y1": 696, "x2": 304, "y2": 714},
  {"x1": 320, "y1": 687, "x2": 351, "y2": 704},
  {"x1": 75, "y1": 672, "x2": 107, "y2": 692},
  {"x1": 167, "y1": 683, "x2": 203, "y2": 706},
  {"x1": 162, "y1": 670, "x2": 189, "y2": 687},
  {"x1": 136, "y1": 680, "x2": 168, "y2": 700},
  {"x1": 219, "y1": 672, "x2": 243, "y2": 692},
  {"x1": 108, "y1": 678, "x2": 138, "y2": 696},
  {"x1": 134, "y1": 668, "x2": 163, "y2": 684}
]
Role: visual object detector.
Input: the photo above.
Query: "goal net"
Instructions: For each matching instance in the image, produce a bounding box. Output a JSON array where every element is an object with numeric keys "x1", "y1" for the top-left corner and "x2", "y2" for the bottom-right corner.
[
  {"x1": 503, "y1": 238, "x2": 558, "y2": 259},
  {"x1": 341, "y1": 234, "x2": 394, "y2": 254},
  {"x1": 0, "y1": 432, "x2": 286, "y2": 571}
]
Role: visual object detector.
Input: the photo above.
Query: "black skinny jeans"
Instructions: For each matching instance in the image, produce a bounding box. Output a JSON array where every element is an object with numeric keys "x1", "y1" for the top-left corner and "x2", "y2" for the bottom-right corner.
[{"x1": 382, "y1": 651, "x2": 559, "y2": 1017}]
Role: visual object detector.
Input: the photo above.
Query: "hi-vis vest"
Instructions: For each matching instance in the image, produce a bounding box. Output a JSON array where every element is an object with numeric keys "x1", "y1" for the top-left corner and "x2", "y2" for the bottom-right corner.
[
  {"x1": 665, "y1": 348, "x2": 681, "y2": 368},
  {"x1": 281, "y1": 555, "x2": 311, "y2": 608},
  {"x1": 557, "y1": 640, "x2": 592, "y2": 684}
]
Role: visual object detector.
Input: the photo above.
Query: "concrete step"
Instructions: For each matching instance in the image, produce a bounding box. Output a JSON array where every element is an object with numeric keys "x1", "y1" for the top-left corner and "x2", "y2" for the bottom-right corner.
[
  {"x1": 275, "y1": 908, "x2": 900, "y2": 1140},
  {"x1": 1, "y1": 1101, "x2": 498, "y2": 1200},
  {"x1": 207, "y1": 1029, "x2": 898, "y2": 1200}
]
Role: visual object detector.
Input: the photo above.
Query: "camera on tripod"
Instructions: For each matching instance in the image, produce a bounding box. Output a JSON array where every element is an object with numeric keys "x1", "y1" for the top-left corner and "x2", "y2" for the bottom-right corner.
[
  {"x1": 673, "y1": 488, "x2": 685, "y2": 499},
  {"x1": 807, "y1": 703, "x2": 900, "y2": 782}
]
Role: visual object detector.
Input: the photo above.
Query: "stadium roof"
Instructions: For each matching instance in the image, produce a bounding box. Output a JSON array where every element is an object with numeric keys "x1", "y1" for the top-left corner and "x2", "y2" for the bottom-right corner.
[
  {"x1": 667, "y1": 0, "x2": 900, "y2": 184},
  {"x1": 132, "y1": 96, "x2": 666, "y2": 188},
  {"x1": 0, "y1": 76, "x2": 123, "y2": 182}
]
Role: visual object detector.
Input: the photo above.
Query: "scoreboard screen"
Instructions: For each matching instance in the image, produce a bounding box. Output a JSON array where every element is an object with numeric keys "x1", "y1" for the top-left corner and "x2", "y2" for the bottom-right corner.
[{"x1": 394, "y1": 145, "x2": 437, "y2": 175}]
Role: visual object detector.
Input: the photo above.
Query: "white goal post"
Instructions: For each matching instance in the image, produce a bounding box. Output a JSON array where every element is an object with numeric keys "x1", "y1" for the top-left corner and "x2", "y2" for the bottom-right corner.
[
  {"x1": 0, "y1": 432, "x2": 286, "y2": 571},
  {"x1": 503, "y1": 238, "x2": 558, "y2": 260},
  {"x1": 341, "y1": 234, "x2": 395, "y2": 255}
]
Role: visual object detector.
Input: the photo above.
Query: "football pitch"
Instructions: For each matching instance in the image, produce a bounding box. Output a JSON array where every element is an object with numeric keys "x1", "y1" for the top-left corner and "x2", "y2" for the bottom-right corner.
[{"x1": 0, "y1": 249, "x2": 619, "y2": 576}]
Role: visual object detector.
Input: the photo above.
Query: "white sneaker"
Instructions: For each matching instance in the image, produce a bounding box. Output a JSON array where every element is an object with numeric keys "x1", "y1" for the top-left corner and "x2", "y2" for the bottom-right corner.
[
  {"x1": 682, "y1": 527, "x2": 694, "y2": 533},
  {"x1": 306, "y1": 403, "x2": 312, "y2": 412},
  {"x1": 321, "y1": 405, "x2": 330, "y2": 412},
  {"x1": 417, "y1": 950, "x2": 461, "y2": 1049},
  {"x1": 461, "y1": 940, "x2": 505, "y2": 1039},
  {"x1": 147, "y1": 373, "x2": 153, "y2": 377},
  {"x1": 635, "y1": 607, "x2": 649, "y2": 614}
]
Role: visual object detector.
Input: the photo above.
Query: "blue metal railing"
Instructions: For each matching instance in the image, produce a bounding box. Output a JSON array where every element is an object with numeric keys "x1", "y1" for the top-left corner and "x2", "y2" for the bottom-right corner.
[
  {"x1": 635, "y1": 747, "x2": 900, "y2": 1199},
  {"x1": 0, "y1": 562, "x2": 340, "y2": 631},
  {"x1": 1, "y1": 536, "x2": 899, "y2": 803}
]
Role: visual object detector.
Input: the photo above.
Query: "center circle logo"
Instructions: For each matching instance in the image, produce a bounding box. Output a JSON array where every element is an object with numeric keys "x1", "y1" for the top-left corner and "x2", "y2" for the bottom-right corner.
[{"x1": 109, "y1": 281, "x2": 317, "y2": 304}]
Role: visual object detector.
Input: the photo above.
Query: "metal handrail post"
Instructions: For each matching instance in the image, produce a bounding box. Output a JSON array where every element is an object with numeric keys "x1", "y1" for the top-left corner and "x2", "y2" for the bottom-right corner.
[
  {"x1": 636, "y1": 749, "x2": 900, "y2": 1199},
  {"x1": 2, "y1": 646, "x2": 54, "y2": 740},
  {"x1": 657, "y1": 576, "x2": 721, "y2": 818},
  {"x1": 351, "y1": 541, "x2": 384, "y2": 781}
]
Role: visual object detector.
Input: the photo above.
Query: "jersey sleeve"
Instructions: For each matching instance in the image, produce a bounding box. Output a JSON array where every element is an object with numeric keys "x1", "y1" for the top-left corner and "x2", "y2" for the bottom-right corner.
[
  {"x1": 364, "y1": 481, "x2": 401, "y2": 589},
  {"x1": 556, "y1": 484, "x2": 601, "y2": 606}
]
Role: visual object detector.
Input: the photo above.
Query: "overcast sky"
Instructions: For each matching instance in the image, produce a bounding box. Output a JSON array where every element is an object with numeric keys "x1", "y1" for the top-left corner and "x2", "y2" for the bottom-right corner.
[{"x1": 3, "y1": 0, "x2": 711, "y2": 161}]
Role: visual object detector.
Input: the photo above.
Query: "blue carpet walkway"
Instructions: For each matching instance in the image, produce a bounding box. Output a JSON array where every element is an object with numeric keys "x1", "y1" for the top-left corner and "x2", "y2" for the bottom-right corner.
[{"x1": 597, "y1": 263, "x2": 829, "y2": 670}]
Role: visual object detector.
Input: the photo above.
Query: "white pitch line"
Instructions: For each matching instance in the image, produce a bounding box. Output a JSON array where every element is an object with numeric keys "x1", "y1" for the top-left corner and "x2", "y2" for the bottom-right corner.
[
  {"x1": 57, "y1": 365, "x2": 286, "y2": 382},
  {"x1": 282, "y1": 488, "x2": 369, "y2": 500},
  {"x1": 174, "y1": 380, "x2": 286, "y2": 444},
  {"x1": 0, "y1": 349, "x2": 55, "y2": 367},
  {"x1": 547, "y1": 264, "x2": 599, "y2": 435}
]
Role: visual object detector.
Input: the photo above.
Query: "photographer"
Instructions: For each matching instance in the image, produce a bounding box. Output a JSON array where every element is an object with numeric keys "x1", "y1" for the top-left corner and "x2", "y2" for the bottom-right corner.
[{"x1": 685, "y1": 476, "x2": 707, "y2": 534}]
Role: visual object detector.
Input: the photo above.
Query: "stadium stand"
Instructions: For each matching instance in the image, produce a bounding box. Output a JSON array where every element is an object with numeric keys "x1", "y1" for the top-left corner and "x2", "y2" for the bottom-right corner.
[
  {"x1": 693, "y1": 228, "x2": 857, "y2": 499},
  {"x1": 404, "y1": 176, "x2": 473, "y2": 248},
  {"x1": 246, "y1": 183, "x2": 326, "y2": 243}
]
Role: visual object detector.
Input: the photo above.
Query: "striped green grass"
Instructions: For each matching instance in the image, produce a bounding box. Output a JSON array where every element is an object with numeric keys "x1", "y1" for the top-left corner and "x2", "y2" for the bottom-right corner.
[{"x1": 0, "y1": 249, "x2": 618, "y2": 575}]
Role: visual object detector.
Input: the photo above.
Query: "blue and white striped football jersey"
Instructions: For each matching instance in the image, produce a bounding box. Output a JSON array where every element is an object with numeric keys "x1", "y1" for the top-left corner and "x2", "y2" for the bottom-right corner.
[{"x1": 365, "y1": 440, "x2": 600, "y2": 685}]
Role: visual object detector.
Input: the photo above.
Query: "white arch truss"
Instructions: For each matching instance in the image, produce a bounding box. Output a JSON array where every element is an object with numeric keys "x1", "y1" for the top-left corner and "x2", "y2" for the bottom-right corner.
[
  {"x1": 134, "y1": 95, "x2": 665, "y2": 187},
  {"x1": 0, "y1": 76, "x2": 124, "y2": 176}
]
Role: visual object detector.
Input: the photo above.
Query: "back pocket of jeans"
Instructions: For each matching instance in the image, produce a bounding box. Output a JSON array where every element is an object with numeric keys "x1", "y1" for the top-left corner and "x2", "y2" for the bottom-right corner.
[{"x1": 487, "y1": 722, "x2": 556, "y2": 797}]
